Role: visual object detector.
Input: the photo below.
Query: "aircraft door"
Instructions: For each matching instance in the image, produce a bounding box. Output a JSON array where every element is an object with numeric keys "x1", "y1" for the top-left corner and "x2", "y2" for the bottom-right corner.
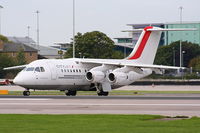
[{"x1": 47, "y1": 62, "x2": 57, "y2": 80}]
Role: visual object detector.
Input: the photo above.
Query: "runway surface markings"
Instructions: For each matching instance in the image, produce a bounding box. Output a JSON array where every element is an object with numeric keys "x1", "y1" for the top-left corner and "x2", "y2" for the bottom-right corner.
[{"x1": 1, "y1": 103, "x2": 200, "y2": 106}]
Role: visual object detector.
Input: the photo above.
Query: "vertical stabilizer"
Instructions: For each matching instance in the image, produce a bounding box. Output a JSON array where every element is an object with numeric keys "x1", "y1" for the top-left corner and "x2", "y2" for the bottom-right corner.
[{"x1": 126, "y1": 26, "x2": 162, "y2": 64}]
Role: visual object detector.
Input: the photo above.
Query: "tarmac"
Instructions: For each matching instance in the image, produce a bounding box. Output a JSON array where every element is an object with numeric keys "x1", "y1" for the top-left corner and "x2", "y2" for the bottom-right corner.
[
  {"x1": 0, "y1": 94, "x2": 200, "y2": 116},
  {"x1": 0, "y1": 85, "x2": 200, "y2": 116}
]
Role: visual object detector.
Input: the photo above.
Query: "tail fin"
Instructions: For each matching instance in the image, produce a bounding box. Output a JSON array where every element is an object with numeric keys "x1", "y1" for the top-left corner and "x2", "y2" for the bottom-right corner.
[{"x1": 126, "y1": 26, "x2": 162, "y2": 64}]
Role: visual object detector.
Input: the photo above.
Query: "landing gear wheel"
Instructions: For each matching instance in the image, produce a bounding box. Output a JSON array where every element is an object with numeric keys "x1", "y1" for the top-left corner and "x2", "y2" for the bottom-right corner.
[
  {"x1": 23, "y1": 91, "x2": 30, "y2": 96},
  {"x1": 65, "y1": 90, "x2": 77, "y2": 96},
  {"x1": 97, "y1": 91, "x2": 109, "y2": 96}
]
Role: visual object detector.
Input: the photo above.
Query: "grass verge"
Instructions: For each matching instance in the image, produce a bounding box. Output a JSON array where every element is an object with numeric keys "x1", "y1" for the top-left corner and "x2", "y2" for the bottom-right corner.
[{"x1": 0, "y1": 114, "x2": 199, "y2": 133}]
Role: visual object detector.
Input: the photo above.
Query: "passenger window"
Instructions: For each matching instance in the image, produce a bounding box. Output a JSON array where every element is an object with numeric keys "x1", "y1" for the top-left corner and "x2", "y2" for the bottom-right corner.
[
  {"x1": 35, "y1": 67, "x2": 40, "y2": 72},
  {"x1": 76, "y1": 70, "x2": 78, "y2": 72},
  {"x1": 26, "y1": 67, "x2": 35, "y2": 71},
  {"x1": 61, "y1": 69, "x2": 63, "y2": 72},
  {"x1": 79, "y1": 70, "x2": 81, "y2": 73},
  {"x1": 40, "y1": 67, "x2": 45, "y2": 72},
  {"x1": 73, "y1": 70, "x2": 75, "y2": 72},
  {"x1": 23, "y1": 67, "x2": 27, "y2": 71}
]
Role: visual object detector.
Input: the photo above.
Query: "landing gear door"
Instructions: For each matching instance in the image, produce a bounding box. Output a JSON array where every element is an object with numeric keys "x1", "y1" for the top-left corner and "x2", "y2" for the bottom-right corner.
[
  {"x1": 47, "y1": 62, "x2": 57, "y2": 80},
  {"x1": 102, "y1": 82, "x2": 112, "y2": 92}
]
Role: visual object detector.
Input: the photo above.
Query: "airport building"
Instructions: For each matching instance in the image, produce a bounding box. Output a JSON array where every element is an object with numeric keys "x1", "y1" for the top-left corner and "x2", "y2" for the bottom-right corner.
[
  {"x1": 165, "y1": 22, "x2": 200, "y2": 45},
  {"x1": 115, "y1": 22, "x2": 200, "y2": 49},
  {"x1": 0, "y1": 40, "x2": 38, "y2": 63},
  {"x1": 7, "y1": 37, "x2": 65, "y2": 59},
  {"x1": 114, "y1": 37, "x2": 133, "y2": 58}
]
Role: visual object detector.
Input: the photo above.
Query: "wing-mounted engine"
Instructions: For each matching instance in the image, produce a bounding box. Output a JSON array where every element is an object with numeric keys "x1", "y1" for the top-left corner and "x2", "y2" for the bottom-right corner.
[
  {"x1": 108, "y1": 66, "x2": 149, "y2": 85},
  {"x1": 108, "y1": 72, "x2": 128, "y2": 84},
  {"x1": 108, "y1": 66, "x2": 130, "y2": 85},
  {"x1": 86, "y1": 65, "x2": 114, "y2": 83}
]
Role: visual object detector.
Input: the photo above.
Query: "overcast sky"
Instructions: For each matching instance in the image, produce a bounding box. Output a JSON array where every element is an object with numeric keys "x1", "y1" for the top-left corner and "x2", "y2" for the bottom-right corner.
[{"x1": 1, "y1": 0, "x2": 199, "y2": 46}]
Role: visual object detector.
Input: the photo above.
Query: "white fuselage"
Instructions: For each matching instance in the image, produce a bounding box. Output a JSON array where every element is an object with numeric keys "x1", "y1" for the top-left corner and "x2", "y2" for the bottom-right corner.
[{"x1": 13, "y1": 58, "x2": 152, "y2": 91}]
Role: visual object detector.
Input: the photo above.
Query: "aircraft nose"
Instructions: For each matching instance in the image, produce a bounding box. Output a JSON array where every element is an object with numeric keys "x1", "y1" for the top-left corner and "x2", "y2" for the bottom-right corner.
[{"x1": 13, "y1": 75, "x2": 23, "y2": 85}]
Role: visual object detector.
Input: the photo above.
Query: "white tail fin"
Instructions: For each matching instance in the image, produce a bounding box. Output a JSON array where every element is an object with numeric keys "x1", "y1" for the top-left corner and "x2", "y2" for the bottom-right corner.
[{"x1": 126, "y1": 26, "x2": 162, "y2": 64}]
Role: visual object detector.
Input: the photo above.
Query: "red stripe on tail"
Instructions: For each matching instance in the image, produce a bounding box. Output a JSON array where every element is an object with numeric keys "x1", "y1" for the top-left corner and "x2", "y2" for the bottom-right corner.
[{"x1": 128, "y1": 26, "x2": 153, "y2": 60}]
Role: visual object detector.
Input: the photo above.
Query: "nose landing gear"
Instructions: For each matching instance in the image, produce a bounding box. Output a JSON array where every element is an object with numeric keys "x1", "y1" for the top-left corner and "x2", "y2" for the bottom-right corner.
[{"x1": 23, "y1": 90, "x2": 30, "y2": 96}]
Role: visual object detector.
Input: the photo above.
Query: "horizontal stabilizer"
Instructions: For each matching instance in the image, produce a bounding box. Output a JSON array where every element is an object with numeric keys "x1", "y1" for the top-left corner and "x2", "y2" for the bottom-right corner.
[
  {"x1": 122, "y1": 28, "x2": 197, "y2": 32},
  {"x1": 148, "y1": 28, "x2": 197, "y2": 31}
]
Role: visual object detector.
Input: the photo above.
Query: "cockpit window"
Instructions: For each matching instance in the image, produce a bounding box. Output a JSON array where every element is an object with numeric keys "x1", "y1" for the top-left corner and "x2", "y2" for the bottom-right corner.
[
  {"x1": 40, "y1": 67, "x2": 45, "y2": 72},
  {"x1": 26, "y1": 67, "x2": 34, "y2": 71},
  {"x1": 35, "y1": 67, "x2": 40, "y2": 72}
]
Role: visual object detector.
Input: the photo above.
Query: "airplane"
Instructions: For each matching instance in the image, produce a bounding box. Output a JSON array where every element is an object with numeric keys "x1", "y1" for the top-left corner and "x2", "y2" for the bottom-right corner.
[{"x1": 4, "y1": 26, "x2": 194, "y2": 96}]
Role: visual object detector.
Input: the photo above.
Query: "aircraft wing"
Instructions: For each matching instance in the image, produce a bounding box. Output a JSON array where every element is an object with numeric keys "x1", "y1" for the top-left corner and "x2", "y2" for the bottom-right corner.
[
  {"x1": 3, "y1": 65, "x2": 27, "y2": 70},
  {"x1": 80, "y1": 60, "x2": 183, "y2": 70}
]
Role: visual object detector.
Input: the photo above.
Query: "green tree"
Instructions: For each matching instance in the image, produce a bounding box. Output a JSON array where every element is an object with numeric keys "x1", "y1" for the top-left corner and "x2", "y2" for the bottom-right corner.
[
  {"x1": 0, "y1": 54, "x2": 16, "y2": 78},
  {"x1": 154, "y1": 41, "x2": 200, "y2": 67},
  {"x1": 16, "y1": 48, "x2": 26, "y2": 65},
  {"x1": 189, "y1": 56, "x2": 200, "y2": 71},
  {"x1": 64, "y1": 31, "x2": 123, "y2": 59},
  {"x1": 0, "y1": 35, "x2": 9, "y2": 42}
]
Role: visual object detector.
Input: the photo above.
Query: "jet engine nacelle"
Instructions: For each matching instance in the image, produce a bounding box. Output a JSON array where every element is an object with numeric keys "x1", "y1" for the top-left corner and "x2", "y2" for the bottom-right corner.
[
  {"x1": 86, "y1": 71, "x2": 105, "y2": 83},
  {"x1": 108, "y1": 72, "x2": 128, "y2": 85}
]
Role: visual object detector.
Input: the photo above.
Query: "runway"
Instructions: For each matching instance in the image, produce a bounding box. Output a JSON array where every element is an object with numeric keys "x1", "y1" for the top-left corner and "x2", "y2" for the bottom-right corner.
[{"x1": 0, "y1": 94, "x2": 200, "y2": 116}]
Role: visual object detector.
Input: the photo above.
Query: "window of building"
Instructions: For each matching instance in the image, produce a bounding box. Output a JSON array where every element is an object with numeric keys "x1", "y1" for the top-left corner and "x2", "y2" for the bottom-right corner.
[{"x1": 30, "y1": 52, "x2": 32, "y2": 56}]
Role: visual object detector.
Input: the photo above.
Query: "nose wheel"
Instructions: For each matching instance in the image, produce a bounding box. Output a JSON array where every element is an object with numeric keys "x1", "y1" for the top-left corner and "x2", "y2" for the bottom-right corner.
[{"x1": 23, "y1": 91, "x2": 30, "y2": 96}]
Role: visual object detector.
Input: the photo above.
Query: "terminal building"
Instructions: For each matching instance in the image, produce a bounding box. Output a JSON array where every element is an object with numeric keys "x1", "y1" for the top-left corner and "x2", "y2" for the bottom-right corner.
[{"x1": 115, "y1": 22, "x2": 200, "y2": 51}]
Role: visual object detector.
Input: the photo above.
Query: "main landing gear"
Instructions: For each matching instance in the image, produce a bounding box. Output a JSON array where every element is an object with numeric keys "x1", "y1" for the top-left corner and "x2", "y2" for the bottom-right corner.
[
  {"x1": 97, "y1": 91, "x2": 109, "y2": 96},
  {"x1": 23, "y1": 90, "x2": 30, "y2": 96},
  {"x1": 95, "y1": 83, "x2": 109, "y2": 96},
  {"x1": 65, "y1": 90, "x2": 77, "y2": 96}
]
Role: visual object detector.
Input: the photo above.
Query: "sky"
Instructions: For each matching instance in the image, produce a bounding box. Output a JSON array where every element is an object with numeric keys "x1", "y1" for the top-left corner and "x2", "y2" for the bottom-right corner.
[{"x1": 0, "y1": 0, "x2": 199, "y2": 46}]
